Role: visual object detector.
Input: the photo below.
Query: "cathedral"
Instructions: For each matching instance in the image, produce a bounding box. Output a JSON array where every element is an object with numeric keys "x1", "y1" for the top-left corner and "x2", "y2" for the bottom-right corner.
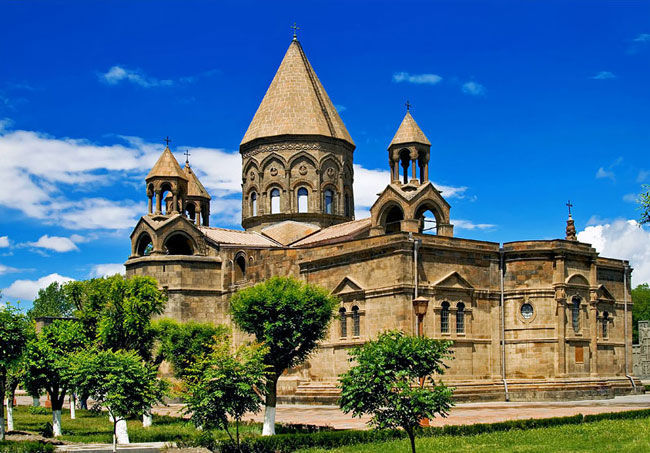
[{"x1": 126, "y1": 37, "x2": 641, "y2": 402}]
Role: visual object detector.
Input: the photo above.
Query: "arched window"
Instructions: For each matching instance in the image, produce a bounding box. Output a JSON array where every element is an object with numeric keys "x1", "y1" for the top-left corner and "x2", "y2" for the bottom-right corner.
[
  {"x1": 399, "y1": 149, "x2": 411, "y2": 184},
  {"x1": 324, "y1": 189, "x2": 334, "y2": 214},
  {"x1": 344, "y1": 193, "x2": 351, "y2": 217},
  {"x1": 251, "y1": 192, "x2": 257, "y2": 216},
  {"x1": 339, "y1": 307, "x2": 347, "y2": 338},
  {"x1": 441, "y1": 302, "x2": 450, "y2": 333},
  {"x1": 602, "y1": 311, "x2": 609, "y2": 338},
  {"x1": 572, "y1": 297, "x2": 580, "y2": 333},
  {"x1": 186, "y1": 203, "x2": 196, "y2": 222},
  {"x1": 352, "y1": 306, "x2": 360, "y2": 337},
  {"x1": 456, "y1": 302, "x2": 465, "y2": 334},
  {"x1": 384, "y1": 206, "x2": 404, "y2": 233},
  {"x1": 235, "y1": 254, "x2": 246, "y2": 282},
  {"x1": 136, "y1": 233, "x2": 153, "y2": 256},
  {"x1": 297, "y1": 187, "x2": 308, "y2": 213},
  {"x1": 416, "y1": 205, "x2": 438, "y2": 235},
  {"x1": 160, "y1": 183, "x2": 173, "y2": 215},
  {"x1": 270, "y1": 188, "x2": 280, "y2": 214},
  {"x1": 164, "y1": 233, "x2": 193, "y2": 255}
]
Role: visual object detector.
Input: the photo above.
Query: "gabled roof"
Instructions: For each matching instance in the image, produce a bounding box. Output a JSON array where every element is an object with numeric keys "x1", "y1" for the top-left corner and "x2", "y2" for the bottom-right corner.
[
  {"x1": 292, "y1": 218, "x2": 371, "y2": 247},
  {"x1": 199, "y1": 226, "x2": 281, "y2": 247},
  {"x1": 184, "y1": 164, "x2": 211, "y2": 200},
  {"x1": 240, "y1": 40, "x2": 354, "y2": 147},
  {"x1": 389, "y1": 111, "x2": 431, "y2": 147},
  {"x1": 146, "y1": 147, "x2": 187, "y2": 180},
  {"x1": 261, "y1": 220, "x2": 321, "y2": 246}
]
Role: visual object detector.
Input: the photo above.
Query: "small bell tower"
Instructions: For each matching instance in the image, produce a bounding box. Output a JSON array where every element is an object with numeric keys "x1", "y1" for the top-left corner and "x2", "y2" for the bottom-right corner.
[
  {"x1": 145, "y1": 138, "x2": 188, "y2": 217},
  {"x1": 388, "y1": 106, "x2": 431, "y2": 187}
]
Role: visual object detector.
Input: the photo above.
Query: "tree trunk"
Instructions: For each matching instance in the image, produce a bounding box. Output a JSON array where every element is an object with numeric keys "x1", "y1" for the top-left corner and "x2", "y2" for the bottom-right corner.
[
  {"x1": 70, "y1": 394, "x2": 76, "y2": 420},
  {"x1": 7, "y1": 399, "x2": 14, "y2": 432},
  {"x1": 0, "y1": 386, "x2": 5, "y2": 441},
  {"x1": 407, "y1": 428, "x2": 416, "y2": 453},
  {"x1": 142, "y1": 409, "x2": 152, "y2": 427},
  {"x1": 52, "y1": 410, "x2": 62, "y2": 437},
  {"x1": 262, "y1": 373, "x2": 280, "y2": 436},
  {"x1": 33, "y1": 396, "x2": 40, "y2": 407},
  {"x1": 116, "y1": 418, "x2": 129, "y2": 444}
]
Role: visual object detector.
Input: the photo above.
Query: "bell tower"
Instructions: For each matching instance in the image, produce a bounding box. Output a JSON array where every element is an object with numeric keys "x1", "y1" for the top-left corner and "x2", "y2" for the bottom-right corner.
[
  {"x1": 145, "y1": 140, "x2": 188, "y2": 217},
  {"x1": 388, "y1": 110, "x2": 431, "y2": 186},
  {"x1": 239, "y1": 38, "x2": 356, "y2": 231}
]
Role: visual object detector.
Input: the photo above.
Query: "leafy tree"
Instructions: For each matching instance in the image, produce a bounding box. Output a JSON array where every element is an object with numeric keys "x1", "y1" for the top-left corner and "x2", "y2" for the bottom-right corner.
[
  {"x1": 632, "y1": 283, "x2": 650, "y2": 343},
  {"x1": 230, "y1": 276, "x2": 338, "y2": 435},
  {"x1": 0, "y1": 304, "x2": 30, "y2": 440},
  {"x1": 339, "y1": 331, "x2": 454, "y2": 453},
  {"x1": 69, "y1": 348, "x2": 167, "y2": 452},
  {"x1": 184, "y1": 334, "x2": 267, "y2": 451},
  {"x1": 23, "y1": 319, "x2": 88, "y2": 437},
  {"x1": 639, "y1": 185, "x2": 650, "y2": 225},
  {"x1": 27, "y1": 282, "x2": 75, "y2": 319},
  {"x1": 153, "y1": 318, "x2": 229, "y2": 380}
]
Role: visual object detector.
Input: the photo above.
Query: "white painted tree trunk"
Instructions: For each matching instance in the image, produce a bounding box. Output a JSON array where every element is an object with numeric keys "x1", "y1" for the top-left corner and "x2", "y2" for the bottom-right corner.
[
  {"x1": 33, "y1": 396, "x2": 40, "y2": 407},
  {"x1": 7, "y1": 400, "x2": 14, "y2": 432},
  {"x1": 142, "y1": 409, "x2": 152, "y2": 427},
  {"x1": 52, "y1": 410, "x2": 62, "y2": 437},
  {"x1": 115, "y1": 419, "x2": 129, "y2": 444},
  {"x1": 262, "y1": 405, "x2": 276, "y2": 436},
  {"x1": 70, "y1": 395, "x2": 76, "y2": 420}
]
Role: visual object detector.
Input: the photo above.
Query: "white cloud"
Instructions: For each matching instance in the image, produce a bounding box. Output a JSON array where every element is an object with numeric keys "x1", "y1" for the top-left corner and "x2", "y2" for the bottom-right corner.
[
  {"x1": 393, "y1": 72, "x2": 443, "y2": 85},
  {"x1": 633, "y1": 34, "x2": 650, "y2": 43},
  {"x1": 90, "y1": 263, "x2": 125, "y2": 278},
  {"x1": 335, "y1": 104, "x2": 347, "y2": 113},
  {"x1": 100, "y1": 66, "x2": 173, "y2": 88},
  {"x1": 0, "y1": 236, "x2": 9, "y2": 248},
  {"x1": 577, "y1": 219, "x2": 650, "y2": 286},
  {"x1": 461, "y1": 81, "x2": 485, "y2": 96},
  {"x1": 0, "y1": 118, "x2": 14, "y2": 132},
  {"x1": 591, "y1": 71, "x2": 616, "y2": 80},
  {"x1": 0, "y1": 264, "x2": 19, "y2": 275},
  {"x1": 596, "y1": 167, "x2": 615, "y2": 181},
  {"x1": 452, "y1": 219, "x2": 496, "y2": 230},
  {"x1": 637, "y1": 170, "x2": 650, "y2": 183},
  {"x1": 3, "y1": 273, "x2": 75, "y2": 301},
  {"x1": 623, "y1": 193, "x2": 638, "y2": 203},
  {"x1": 26, "y1": 234, "x2": 79, "y2": 252}
]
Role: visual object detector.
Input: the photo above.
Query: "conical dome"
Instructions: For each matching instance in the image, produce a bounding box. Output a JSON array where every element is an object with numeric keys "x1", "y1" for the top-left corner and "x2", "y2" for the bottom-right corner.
[
  {"x1": 389, "y1": 112, "x2": 431, "y2": 147},
  {"x1": 240, "y1": 40, "x2": 354, "y2": 147},
  {"x1": 146, "y1": 147, "x2": 187, "y2": 180},
  {"x1": 184, "y1": 164, "x2": 211, "y2": 200}
]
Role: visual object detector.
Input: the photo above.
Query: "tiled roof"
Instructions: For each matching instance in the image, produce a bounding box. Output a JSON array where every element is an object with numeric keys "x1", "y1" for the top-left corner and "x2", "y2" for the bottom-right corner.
[
  {"x1": 261, "y1": 220, "x2": 321, "y2": 245},
  {"x1": 146, "y1": 147, "x2": 188, "y2": 180},
  {"x1": 292, "y1": 218, "x2": 371, "y2": 247},
  {"x1": 200, "y1": 227, "x2": 280, "y2": 247},
  {"x1": 389, "y1": 112, "x2": 431, "y2": 147},
  {"x1": 240, "y1": 40, "x2": 354, "y2": 147},
  {"x1": 184, "y1": 164, "x2": 211, "y2": 199}
]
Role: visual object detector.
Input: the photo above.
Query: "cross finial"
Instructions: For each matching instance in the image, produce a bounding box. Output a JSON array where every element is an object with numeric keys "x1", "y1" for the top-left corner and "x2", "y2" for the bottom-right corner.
[
  {"x1": 405, "y1": 100, "x2": 412, "y2": 112},
  {"x1": 566, "y1": 199, "x2": 573, "y2": 217},
  {"x1": 164, "y1": 136, "x2": 172, "y2": 147},
  {"x1": 291, "y1": 22, "x2": 300, "y2": 41},
  {"x1": 184, "y1": 149, "x2": 191, "y2": 165}
]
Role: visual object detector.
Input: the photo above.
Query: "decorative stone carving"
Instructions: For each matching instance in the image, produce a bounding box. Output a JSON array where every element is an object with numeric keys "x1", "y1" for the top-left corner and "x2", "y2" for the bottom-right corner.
[
  {"x1": 270, "y1": 167, "x2": 278, "y2": 176},
  {"x1": 249, "y1": 170, "x2": 256, "y2": 181},
  {"x1": 326, "y1": 167, "x2": 336, "y2": 179},
  {"x1": 242, "y1": 142, "x2": 321, "y2": 158},
  {"x1": 299, "y1": 164, "x2": 308, "y2": 176}
]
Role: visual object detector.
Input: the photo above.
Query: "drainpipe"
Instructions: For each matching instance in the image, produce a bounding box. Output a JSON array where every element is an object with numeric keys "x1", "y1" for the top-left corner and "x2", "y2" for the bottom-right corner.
[
  {"x1": 623, "y1": 264, "x2": 637, "y2": 392},
  {"x1": 500, "y1": 247, "x2": 510, "y2": 401},
  {"x1": 409, "y1": 233, "x2": 422, "y2": 299}
]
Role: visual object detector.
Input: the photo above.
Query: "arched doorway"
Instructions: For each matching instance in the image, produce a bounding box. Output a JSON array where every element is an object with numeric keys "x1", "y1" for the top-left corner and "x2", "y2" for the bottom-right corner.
[{"x1": 164, "y1": 233, "x2": 194, "y2": 255}]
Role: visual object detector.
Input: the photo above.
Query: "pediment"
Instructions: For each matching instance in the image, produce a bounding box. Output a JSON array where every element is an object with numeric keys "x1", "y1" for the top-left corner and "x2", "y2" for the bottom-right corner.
[
  {"x1": 370, "y1": 181, "x2": 450, "y2": 217},
  {"x1": 332, "y1": 276, "x2": 365, "y2": 295},
  {"x1": 433, "y1": 271, "x2": 474, "y2": 290},
  {"x1": 597, "y1": 284, "x2": 616, "y2": 302},
  {"x1": 566, "y1": 273, "x2": 590, "y2": 287}
]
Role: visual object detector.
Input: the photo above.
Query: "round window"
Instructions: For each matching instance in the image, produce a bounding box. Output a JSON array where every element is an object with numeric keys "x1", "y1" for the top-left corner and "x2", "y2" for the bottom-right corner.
[{"x1": 521, "y1": 303, "x2": 534, "y2": 319}]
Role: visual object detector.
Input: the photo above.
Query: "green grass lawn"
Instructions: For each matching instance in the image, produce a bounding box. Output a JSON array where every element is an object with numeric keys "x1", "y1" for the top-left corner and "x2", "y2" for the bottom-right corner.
[
  {"x1": 10, "y1": 406, "x2": 259, "y2": 444},
  {"x1": 298, "y1": 418, "x2": 650, "y2": 453}
]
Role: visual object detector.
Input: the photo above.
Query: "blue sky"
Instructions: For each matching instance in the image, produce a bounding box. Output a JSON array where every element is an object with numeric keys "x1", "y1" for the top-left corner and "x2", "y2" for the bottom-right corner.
[{"x1": 2, "y1": 0, "x2": 650, "y2": 306}]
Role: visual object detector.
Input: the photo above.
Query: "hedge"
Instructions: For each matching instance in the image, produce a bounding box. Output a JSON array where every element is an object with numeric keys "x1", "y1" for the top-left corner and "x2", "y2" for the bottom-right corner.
[{"x1": 189, "y1": 408, "x2": 650, "y2": 453}]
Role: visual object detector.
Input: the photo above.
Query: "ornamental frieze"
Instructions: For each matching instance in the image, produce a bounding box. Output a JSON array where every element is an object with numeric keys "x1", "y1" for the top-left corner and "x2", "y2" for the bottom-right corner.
[{"x1": 242, "y1": 142, "x2": 322, "y2": 158}]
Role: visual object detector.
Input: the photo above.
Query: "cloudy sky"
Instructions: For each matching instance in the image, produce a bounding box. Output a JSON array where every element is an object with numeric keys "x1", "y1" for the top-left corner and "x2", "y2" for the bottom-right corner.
[{"x1": 1, "y1": 1, "x2": 650, "y2": 306}]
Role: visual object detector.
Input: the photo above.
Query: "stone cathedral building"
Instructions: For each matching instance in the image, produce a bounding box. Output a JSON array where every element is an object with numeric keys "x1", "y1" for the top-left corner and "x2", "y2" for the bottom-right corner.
[{"x1": 125, "y1": 37, "x2": 641, "y2": 402}]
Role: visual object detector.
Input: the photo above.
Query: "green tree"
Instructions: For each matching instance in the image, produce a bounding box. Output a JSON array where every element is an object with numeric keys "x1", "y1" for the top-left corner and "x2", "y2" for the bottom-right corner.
[
  {"x1": 27, "y1": 282, "x2": 75, "y2": 319},
  {"x1": 0, "y1": 304, "x2": 30, "y2": 440},
  {"x1": 639, "y1": 185, "x2": 650, "y2": 225},
  {"x1": 339, "y1": 331, "x2": 455, "y2": 453},
  {"x1": 69, "y1": 348, "x2": 167, "y2": 452},
  {"x1": 632, "y1": 283, "x2": 650, "y2": 343},
  {"x1": 23, "y1": 319, "x2": 88, "y2": 436},
  {"x1": 184, "y1": 334, "x2": 267, "y2": 451},
  {"x1": 153, "y1": 318, "x2": 229, "y2": 380},
  {"x1": 230, "y1": 276, "x2": 338, "y2": 435}
]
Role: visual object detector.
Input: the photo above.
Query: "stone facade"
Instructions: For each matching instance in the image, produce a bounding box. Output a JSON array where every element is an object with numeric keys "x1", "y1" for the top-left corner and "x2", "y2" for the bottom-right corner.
[
  {"x1": 125, "y1": 38, "x2": 642, "y2": 403},
  {"x1": 633, "y1": 321, "x2": 650, "y2": 379}
]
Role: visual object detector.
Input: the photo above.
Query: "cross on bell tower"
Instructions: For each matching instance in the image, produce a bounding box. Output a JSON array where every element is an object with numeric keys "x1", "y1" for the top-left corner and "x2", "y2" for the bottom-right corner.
[
  {"x1": 565, "y1": 199, "x2": 577, "y2": 241},
  {"x1": 164, "y1": 136, "x2": 172, "y2": 147},
  {"x1": 291, "y1": 22, "x2": 300, "y2": 41}
]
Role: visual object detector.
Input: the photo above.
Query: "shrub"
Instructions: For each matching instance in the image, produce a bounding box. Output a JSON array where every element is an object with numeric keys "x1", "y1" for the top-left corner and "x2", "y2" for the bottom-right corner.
[
  {"x1": 28, "y1": 406, "x2": 48, "y2": 415},
  {"x1": 0, "y1": 441, "x2": 56, "y2": 453}
]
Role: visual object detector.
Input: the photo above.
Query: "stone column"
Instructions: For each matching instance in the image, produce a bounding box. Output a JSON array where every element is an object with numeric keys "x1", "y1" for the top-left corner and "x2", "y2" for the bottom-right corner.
[
  {"x1": 195, "y1": 202, "x2": 201, "y2": 226},
  {"x1": 589, "y1": 294, "x2": 599, "y2": 376},
  {"x1": 172, "y1": 192, "x2": 179, "y2": 214},
  {"x1": 155, "y1": 190, "x2": 162, "y2": 214},
  {"x1": 147, "y1": 195, "x2": 152, "y2": 214},
  {"x1": 555, "y1": 287, "x2": 567, "y2": 377}
]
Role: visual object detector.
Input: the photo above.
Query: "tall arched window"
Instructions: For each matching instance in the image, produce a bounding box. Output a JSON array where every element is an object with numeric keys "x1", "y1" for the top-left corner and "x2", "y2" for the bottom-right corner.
[
  {"x1": 602, "y1": 311, "x2": 609, "y2": 338},
  {"x1": 235, "y1": 255, "x2": 246, "y2": 282},
  {"x1": 297, "y1": 187, "x2": 308, "y2": 213},
  {"x1": 251, "y1": 192, "x2": 257, "y2": 216},
  {"x1": 441, "y1": 302, "x2": 450, "y2": 333},
  {"x1": 339, "y1": 307, "x2": 347, "y2": 338},
  {"x1": 456, "y1": 302, "x2": 465, "y2": 334},
  {"x1": 572, "y1": 297, "x2": 580, "y2": 333},
  {"x1": 324, "y1": 189, "x2": 334, "y2": 214},
  {"x1": 344, "y1": 193, "x2": 351, "y2": 217},
  {"x1": 270, "y1": 188, "x2": 280, "y2": 214},
  {"x1": 352, "y1": 305, "x2": 360, "y2": 337}
]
